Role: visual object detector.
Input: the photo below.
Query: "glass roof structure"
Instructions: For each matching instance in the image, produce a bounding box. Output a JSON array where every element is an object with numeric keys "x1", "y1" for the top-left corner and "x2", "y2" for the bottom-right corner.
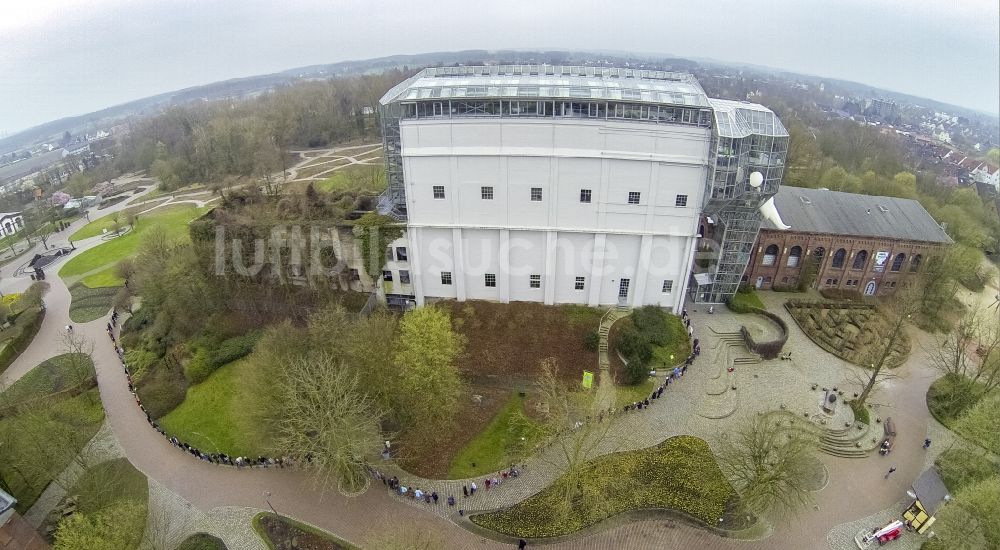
[
  {"x1": 380, "y1": 65, "x2": 710, "y2": 108},
  {"x1": 709, "y1": 98, "x2": 789, "y2": 138}
]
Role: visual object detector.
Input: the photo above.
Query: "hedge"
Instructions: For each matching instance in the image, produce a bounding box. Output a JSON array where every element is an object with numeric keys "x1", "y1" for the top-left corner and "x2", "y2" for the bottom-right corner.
[
  {"x1": 184, "y1": 332, "x2": 260, "y2": 384},
  {"x1": 0, "y1": 308, "x2": 45, "y2": 375}
]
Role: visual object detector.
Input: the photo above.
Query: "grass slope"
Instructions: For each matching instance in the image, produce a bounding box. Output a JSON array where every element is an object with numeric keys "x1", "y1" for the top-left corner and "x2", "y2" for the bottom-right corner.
[
  {"x1": 59, "y1": 204, "x2": 205, "y2": 280},
  {"x1": 447, "y1": 394, "x2": 542, "y2": 479},
  {"x1": 158, "y1": 358, "x2": 272, "y2": 457},
  {"x1": 470, "y1": 435, "x2": 735, "y2": 538}
]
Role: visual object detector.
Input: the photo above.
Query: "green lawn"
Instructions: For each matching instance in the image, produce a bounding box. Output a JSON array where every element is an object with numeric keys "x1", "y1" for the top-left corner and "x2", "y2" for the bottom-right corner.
[
  {"x1": 60, "y1": 204, "x2": 205, "y2": 280},
  {"x1": 68, "y1": 283, "x2": 119, "y2": 323},
  {"x1": 312, "y1": 164, "x2": 385, "y2": 194},
  {"x1": 138, "y1": 183, "x2": 207, "y2": 202},
  {"x1": 0, "y1": 389, "x2": 105, "y2": 512},
  {"x1": 447, "y1": 394, "x2": 543, "y2": 479},
  {"x1": 80, "y1": 266, "x2": 125, "y2": 288},
  {"x1": 70, "y1": 211, "x2": 136, "y2": 241},
  {"x1": 615, "y1": 378, "x2": 657, "y2": 409},
  {"x1": 159, "y1": 358, "x2": 272, "y2": 457},
  {"x1": 470, "y1": 435, "x2": 736, "y2": 538},
  {"x1": 1, "y1": 353, "x2": 94, "y2": 405}
]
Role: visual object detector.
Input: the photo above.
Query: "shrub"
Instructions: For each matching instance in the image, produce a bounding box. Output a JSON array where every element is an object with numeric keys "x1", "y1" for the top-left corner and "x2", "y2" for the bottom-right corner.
[
  {"x1": 583, "y1": 332, "x2": 599, "y2": 352},
  {"x1": 927, "y1": 374, "x2": 982, "y2": 425},
  {"x1": 818, "y1": 288, "x2": 865, "y2": 301},
  {"x1": 727, "y1": 289, "x2": 765, "y2": 313},
  {"x1": 136, "y1": 358, "x2": 188, "y2": 418},
  {"x1": 184, "y1": 332, "x2": 260, "y2": 384},
  {"x1": 935, "y1": 448, "x2": 999, "y2": 491},
  {"x1": 0, "y1": 308, "x2": 45, "y2": 375}
]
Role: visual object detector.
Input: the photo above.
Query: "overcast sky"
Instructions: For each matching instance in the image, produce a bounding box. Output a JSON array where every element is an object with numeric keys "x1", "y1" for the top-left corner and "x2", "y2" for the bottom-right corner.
[{"x1": 1, "y1": 0, "x2": 997, "y2": 135}]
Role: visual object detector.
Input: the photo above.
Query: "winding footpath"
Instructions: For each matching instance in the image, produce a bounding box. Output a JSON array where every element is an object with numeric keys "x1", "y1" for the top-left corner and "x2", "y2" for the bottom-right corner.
[{"x1": 0, "y1": 185, "x2": 982, "y2": 549}]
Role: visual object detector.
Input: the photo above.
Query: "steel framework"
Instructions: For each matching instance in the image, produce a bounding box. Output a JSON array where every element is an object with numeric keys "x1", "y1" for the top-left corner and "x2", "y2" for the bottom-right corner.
[{"x1": 693, "y1": 99, "x2": 789, "y2": 303}]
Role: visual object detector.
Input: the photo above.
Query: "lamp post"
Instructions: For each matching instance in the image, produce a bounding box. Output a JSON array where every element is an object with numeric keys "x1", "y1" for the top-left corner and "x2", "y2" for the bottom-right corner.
[{"x1": 263, "y1": 490, "x2": 278, "y2": 516}]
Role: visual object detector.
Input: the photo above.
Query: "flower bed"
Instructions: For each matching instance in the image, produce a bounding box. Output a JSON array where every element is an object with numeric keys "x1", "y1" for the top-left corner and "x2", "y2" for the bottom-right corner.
[{"x1": 470, "y1": 435, "x2": 735, "y2": 538}]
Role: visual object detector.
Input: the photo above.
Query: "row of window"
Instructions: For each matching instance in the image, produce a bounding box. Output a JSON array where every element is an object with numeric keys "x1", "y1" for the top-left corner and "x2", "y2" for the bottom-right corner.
[
  {"x1": 382, "y1": 269, "x2": 411, "y2": 284},
  {"x1": 762, "y1": 244, "x2": 922, "y2": 273},
  {"x1": 433, "y1": 185, "x2": 688, "y2": 206},
  {"x1": 387, "y1": 246, "x2": 407, "y2": 262},
  {"x1": 403, "y1": 100, "x2": 712, "y2": 128},
  {"x1": 438, "y1": 273, "x2": 674, "y2": 293},
  {"x1": 823, "y1": 278, "x2": 899, "y2": 289}
]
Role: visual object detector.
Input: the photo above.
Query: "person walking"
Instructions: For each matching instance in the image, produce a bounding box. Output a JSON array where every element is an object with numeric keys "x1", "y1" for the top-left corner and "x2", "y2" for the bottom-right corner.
[
  {"x1": 463, "y1": 485, "x2": 468, "y2": 497},
  {"x1": 518, "y1": 539, "x2": 527, "y2": 549},
  {"x1": 885, "y1": 466, "x2": 896, "y2": 479},
  {"x1": 470, "y1": 481, "x2": 477, "y2": 495},
  {"x1": 923, "y1": 438, "x2": 931, "y2": 449}
]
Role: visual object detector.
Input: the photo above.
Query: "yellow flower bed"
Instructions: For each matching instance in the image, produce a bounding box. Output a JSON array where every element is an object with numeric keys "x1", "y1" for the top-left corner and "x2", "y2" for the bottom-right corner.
[{"x1": 470, "y1": 435, "x2": 735, "y2": 538}]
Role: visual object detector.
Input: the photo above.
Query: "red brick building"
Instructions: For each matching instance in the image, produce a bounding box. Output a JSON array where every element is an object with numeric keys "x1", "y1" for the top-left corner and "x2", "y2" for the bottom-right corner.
[{"x1": 744, "y1": 187, "x2": 952, "y2": 296}]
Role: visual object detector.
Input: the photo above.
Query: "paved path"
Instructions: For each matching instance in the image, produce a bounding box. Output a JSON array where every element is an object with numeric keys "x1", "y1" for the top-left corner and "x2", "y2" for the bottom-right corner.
[
  {"x1": 0, "y1": 199, "x2": 985, "y2": 548},
  {"x1": 285, "y1": 143, "x2": 382, "y2": 182}
]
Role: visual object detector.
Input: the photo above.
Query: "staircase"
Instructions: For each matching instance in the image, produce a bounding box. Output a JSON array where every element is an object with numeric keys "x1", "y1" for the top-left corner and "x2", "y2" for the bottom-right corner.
[
  {"x1": 596, "y1": 306, "x2": 631, "y2": 411},
  {"x1": 767, "y1": 410, "x2": 879, "y2": 458}
]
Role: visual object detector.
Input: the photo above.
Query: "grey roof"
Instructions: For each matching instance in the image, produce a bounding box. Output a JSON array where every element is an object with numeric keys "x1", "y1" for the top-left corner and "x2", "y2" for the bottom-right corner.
[
  {"x1": 709, "y1": 98, "x2": 788, "y2": 138},
  {"x1": 765, "y1": 186, "x2": 952, "y2": 244},
  {"x1": 912, "y1": 469, "x2": 950, "y2": 514},
  {"x1": 380, "y1": 65, "x2": 710, "y2": 108}
]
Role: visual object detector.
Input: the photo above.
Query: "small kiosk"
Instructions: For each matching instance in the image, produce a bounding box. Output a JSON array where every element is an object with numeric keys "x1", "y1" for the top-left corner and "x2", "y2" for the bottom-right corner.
[{"x1": 903, "y1": 469, "x2": 951, "y2": 535}]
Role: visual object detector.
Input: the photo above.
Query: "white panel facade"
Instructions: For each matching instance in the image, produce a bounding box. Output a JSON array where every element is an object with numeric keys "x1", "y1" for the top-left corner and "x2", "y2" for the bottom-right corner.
[{"x1": 398, "y1": 117, "x2": 712, "y2": 311}]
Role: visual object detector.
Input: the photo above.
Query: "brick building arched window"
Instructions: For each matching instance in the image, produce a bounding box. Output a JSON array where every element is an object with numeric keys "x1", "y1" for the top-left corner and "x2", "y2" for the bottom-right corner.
[
  {"x1": 891, "y1": 253, "x2": 906, "y2": 272},
  {"x1": 832, "y1": 248, "x2": 847, "y2": 268},
  {"x1": 762, "y1": 244, "x2": 779, "y2": 266},
  {"x1": 786, "y1": 246, "x2": 802, "y2": 267},
  {"x1": 910, "y1": 254, "x2": 922, "y2": 272},
  {"x1": 852, "y1": 250, "x2": 868, "y2": 270}
]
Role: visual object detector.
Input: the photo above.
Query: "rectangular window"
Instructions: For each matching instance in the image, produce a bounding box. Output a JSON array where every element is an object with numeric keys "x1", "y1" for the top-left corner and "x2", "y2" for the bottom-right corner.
[
  {"x1": 386, "y1": 248, "x2": 394, "y2": 262},
  {"x1": 399, "y1": 270, "x2": 411, "y2": 284},
  {"x1": 481, "y1": 186, "x2": 494, "y2": 200},
  {"x1": 628, "y1": 191, "x2": 641, "y2": 205},
  {"x1": 530, "y1": 187, "x2": 543, "y2": 201},
  {"x1": 382, "y1": 270, "x2": 393, "y2": 282},
  {"x1": 432, "y1": 185, "x2": 445, "y2": 199},
  {"x1": 529, "y1": 274, "x2": 541, "y2": 288},
  {"x1": 574, "y1": 276, "x2": 586, "y2": 290},
  {"x1": 662, "y1": 280, "x2": 673, "y2": 293},
  {"x1": 675, "y1": 194, "x2": 688, "y2": 207},
  {"x1": 395, "y1": 247, "x2": 408, "y2": 261},
  {"x1": 441, "y1": 271, "x2": 452, "y2": 285},
  {"x1": 485, "y1": 273, "x2": 497, "y2": 287},
  {"x1": 580, "y1": 189, "x2": 592, "y2": 203},
  {"x1": 349, "y1": 268, "x2": 360, "y2": 281}
]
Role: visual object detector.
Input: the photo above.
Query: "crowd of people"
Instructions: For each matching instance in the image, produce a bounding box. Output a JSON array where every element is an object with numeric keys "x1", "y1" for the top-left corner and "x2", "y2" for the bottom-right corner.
[
  {"x1": 369, "y1": 463, "x2": 525, "y2": 516},
  {"x1": 106, "y1": 308, "x2": 291, "y2": 470}
]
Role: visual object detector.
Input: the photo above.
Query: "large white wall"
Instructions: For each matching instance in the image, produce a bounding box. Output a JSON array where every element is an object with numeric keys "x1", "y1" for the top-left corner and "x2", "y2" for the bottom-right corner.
[{"x1": 398, "y1": 117, "x2": 711, "y2": 311}]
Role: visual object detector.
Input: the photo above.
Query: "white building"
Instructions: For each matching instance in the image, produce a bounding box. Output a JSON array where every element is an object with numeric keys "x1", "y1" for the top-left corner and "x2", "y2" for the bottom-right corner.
[
  {"x1": 378, "y1": 66, "x2": 788, "y2": 311},
  {"x1": 0, "y1": 212, "x2": 24, "y2": 238}
]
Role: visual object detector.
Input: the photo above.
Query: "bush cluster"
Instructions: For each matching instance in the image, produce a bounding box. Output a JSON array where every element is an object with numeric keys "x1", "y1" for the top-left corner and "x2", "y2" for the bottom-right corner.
[
  {"x1": 615, "y1": 306, "x2": 688, "y2": 385},
  {"x1": 184, "y1": 332, "x2": 260, "y2": 384},
  {"x1": 470, "y1": 435, "x2": 734, "y2": 538}
]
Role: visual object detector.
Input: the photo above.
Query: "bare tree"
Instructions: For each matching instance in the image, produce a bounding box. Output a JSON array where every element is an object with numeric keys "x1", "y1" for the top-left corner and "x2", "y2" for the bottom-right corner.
[
  {"x1": 928, "y1": 305, "x2": 1000, "y2": 393},
  {"x1": 532, "y1": 358, "x2": 618, "y2": 518},
  {"x1": 61, "y1": 331, "x2": 96, "y2": 395},
  {"x1": 717, "y1": 414, "x2": 819, "y2": 518},
  {"x1": 271, "y1": 352, "x2": 384, "y2": 496},
  {"x1": 854, "y1": 285, "x2": 921, "y2": 409}
]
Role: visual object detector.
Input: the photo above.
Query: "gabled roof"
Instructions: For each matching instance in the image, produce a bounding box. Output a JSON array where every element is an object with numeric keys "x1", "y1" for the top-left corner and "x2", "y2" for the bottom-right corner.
[
  {"x1": 765, "y1": 186, "x2": 952, "y2": 244},
  {"x1": 913, "y1": 469, "x2": 950, "y2": 514}
]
